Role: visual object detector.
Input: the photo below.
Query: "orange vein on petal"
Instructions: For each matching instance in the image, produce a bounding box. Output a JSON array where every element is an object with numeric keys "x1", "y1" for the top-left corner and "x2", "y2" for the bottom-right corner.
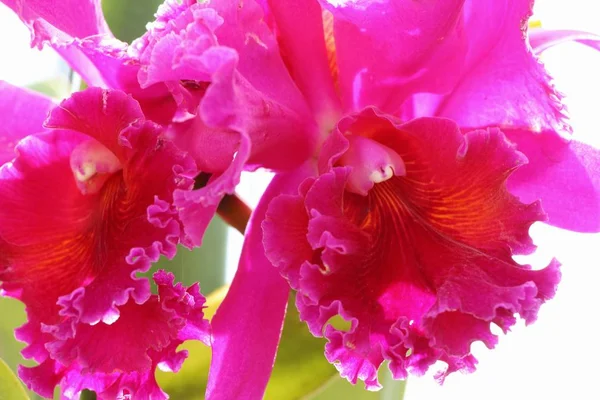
[{"x1": 322, "y1": 9, "x2": 340, "y2": 95}]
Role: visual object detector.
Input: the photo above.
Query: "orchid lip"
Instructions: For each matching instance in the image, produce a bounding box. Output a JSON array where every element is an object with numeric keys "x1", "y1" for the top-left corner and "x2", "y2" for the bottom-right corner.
[
  {"x1": 339, "y1": 134, "x2": 406, "y2": 196},
  {"x1": 70, "y1": 138, "x2": 122, "y2": 195},
  {"x1": 370, "y1": 164, "x2": 396, "y2": 184}
]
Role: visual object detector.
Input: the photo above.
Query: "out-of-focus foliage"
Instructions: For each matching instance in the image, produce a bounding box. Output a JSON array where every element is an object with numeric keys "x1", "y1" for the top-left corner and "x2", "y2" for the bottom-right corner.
[
  {"x1": 0, "y1": 299, "x2": 27, "y2": 373},
  {"x1": 27, "y1": 76, "x2": 71, "y2": 100},
  {"x1": 102, "y1": 0, "x2": 164, "y2": 43},
  {"x1": 0, "y1": 356, "x2": 29, "y2": 400},
  {"x1": 0, "y1": 298, "x2": 41, "y2": 400},
  {"x1": 150, "y1": 217, "x2": 228, "y2": 294},
  {"x1": 265, "y1": 295, "x2": 339, "y2": 399},
  {"x1": 309, "y1": 368, "x2": 406, "y2": 400}
]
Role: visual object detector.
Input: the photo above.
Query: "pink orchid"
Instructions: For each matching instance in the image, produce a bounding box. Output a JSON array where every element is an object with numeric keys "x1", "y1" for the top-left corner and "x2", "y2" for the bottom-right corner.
[
  {"x1": 202, "y1": 0, "x2": 600, "y2": 398},
  {"x1": 0, "y1": 84, "x2": 209, "y2": 399},
  {"x1": 1, "y1": 0, "x2": 599, "y2": 399}
]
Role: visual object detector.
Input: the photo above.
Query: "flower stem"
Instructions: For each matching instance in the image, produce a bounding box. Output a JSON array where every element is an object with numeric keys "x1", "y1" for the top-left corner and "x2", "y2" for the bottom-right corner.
[{"x1": 217, "y1": 194, "x2": 251, "y2": 234}]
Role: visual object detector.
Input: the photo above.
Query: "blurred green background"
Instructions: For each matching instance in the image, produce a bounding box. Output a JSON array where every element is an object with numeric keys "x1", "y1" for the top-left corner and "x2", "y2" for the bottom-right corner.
[{"x1": 0, "y1": 1, "x2": 405, "y2": 399}]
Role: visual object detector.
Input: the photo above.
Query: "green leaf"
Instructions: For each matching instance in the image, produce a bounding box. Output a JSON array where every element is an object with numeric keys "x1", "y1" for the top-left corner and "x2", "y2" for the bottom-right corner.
[
  {"x1": 304, "y1": 364, "x2": 406, "y2": 400},
  {"x1": 0, "y1": 357, "x2": 29, "y2": 400},
  {"x1": 0, "y1": 298, "x2": 50, "y2": 400},
  {"x1": 151, "y1": 217, "x2": 228, "y2": 294},
  {"x1": 264, "y1": 294, "x2": 338, "y2": 399},
  {"x1": 0, "y1": 298, "x2": 26, "y2": 372},
  {"x1": 381, "y1": 370, "x2": 407, "y2": 400},
  {"x1": 306, "y1": 376, "x2": 379, "y2": 400},
  {"x1": 102, "y1": 0, "x2": 164, "y2": 43},
  {"x1": 26, "y1": 77, "x2": 71, "y2": 99}
]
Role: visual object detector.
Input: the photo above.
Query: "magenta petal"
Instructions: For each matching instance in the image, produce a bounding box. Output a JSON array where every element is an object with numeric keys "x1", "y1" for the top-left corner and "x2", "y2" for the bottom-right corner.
[
  {"x1": 506, "y1": 130, "x2": 600, "y2": 232},
  {"x1": 137, "y1": 1, "x2": 316, "y2": 246},
  {"x1": 263, "y1": 191, "x2": 313, "y2": 289},
  {"x1": 205, "y1": 0, "x2": 310, "y2": 117},
  {"x1": 70, "y1": 38, "x2": 176, "y2": 125},
  {"x1": 134, "y1": 3, "x2": 223, "y2": 90},
  {"x1": 172, "y1": 57, "x2": 254, "y2": 245},
  {"x1": 1, "y1": 0, "x2": 110, "y2": 47},
  {"x1": 43, "y1": 88, "x2": 196, "y2": 325},
  {"x1": 45, "y1": 88, "x2": 143, "y2": 162},
  {"x1": 29, "y1": 271, "x2": 209, "y2": 400},
  {"x1": 434, "y1": 1, "x2": 569, "y2": 133},
  {"x1": 136, "y1": 0, "x2": 317, "y2": 172},
  {"x1": 529, "y1": 29, "x2": 600, "y2": 54},
  {"x1": 206, "y1": 163, "x2": 315, "y2": 400},
  {"x1": 17, "y1": 360, "x2": 62, "y2": 398},
  {"x1": 319, "y1": 0, "x2": 466, "y2": 112},
  {"x1": 0, "y1": 130, "x2": 91, "y2": 367},
  {"x1": 0, "y1": 88, "x2": 197, "y2": 398},
  {"x1": 0, "y1": 81, "x2": 54, "y2": 165},
  {"x1": 59, "y1": 38, "x2": 140, "y2": 91},
  {"x1": 134, "y1": 3, "x2": 244, "y2": 180},
  {"x1": 267, "y1": 0, "x2": 341, "y2": 121}
]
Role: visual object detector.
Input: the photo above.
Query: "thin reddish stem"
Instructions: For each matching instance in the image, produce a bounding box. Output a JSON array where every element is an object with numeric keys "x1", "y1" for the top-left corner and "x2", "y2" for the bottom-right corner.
[{"x1": 217, "y1": 194, "x2": 251, "y2": 234}]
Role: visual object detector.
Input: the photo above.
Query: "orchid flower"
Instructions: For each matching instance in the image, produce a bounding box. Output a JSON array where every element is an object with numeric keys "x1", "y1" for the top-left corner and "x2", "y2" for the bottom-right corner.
[
  {"x1": 0, "y1": 0, "x2": 599, "y2": 399},
  {"x1": 202, "y1": 0, "x2": 600, "y2": 397},
  {"x1": 0, "y1": 83, "x2": 210, "y2": 399}
]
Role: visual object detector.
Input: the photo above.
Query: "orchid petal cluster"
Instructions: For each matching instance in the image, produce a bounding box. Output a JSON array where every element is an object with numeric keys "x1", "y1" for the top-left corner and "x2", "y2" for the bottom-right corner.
[
  {"x1": 0, "y1": 84, "x2": 208, "y2": 399},
  {"x1": 0, "y1": 0, "x2": 599, "y2": 399}
]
